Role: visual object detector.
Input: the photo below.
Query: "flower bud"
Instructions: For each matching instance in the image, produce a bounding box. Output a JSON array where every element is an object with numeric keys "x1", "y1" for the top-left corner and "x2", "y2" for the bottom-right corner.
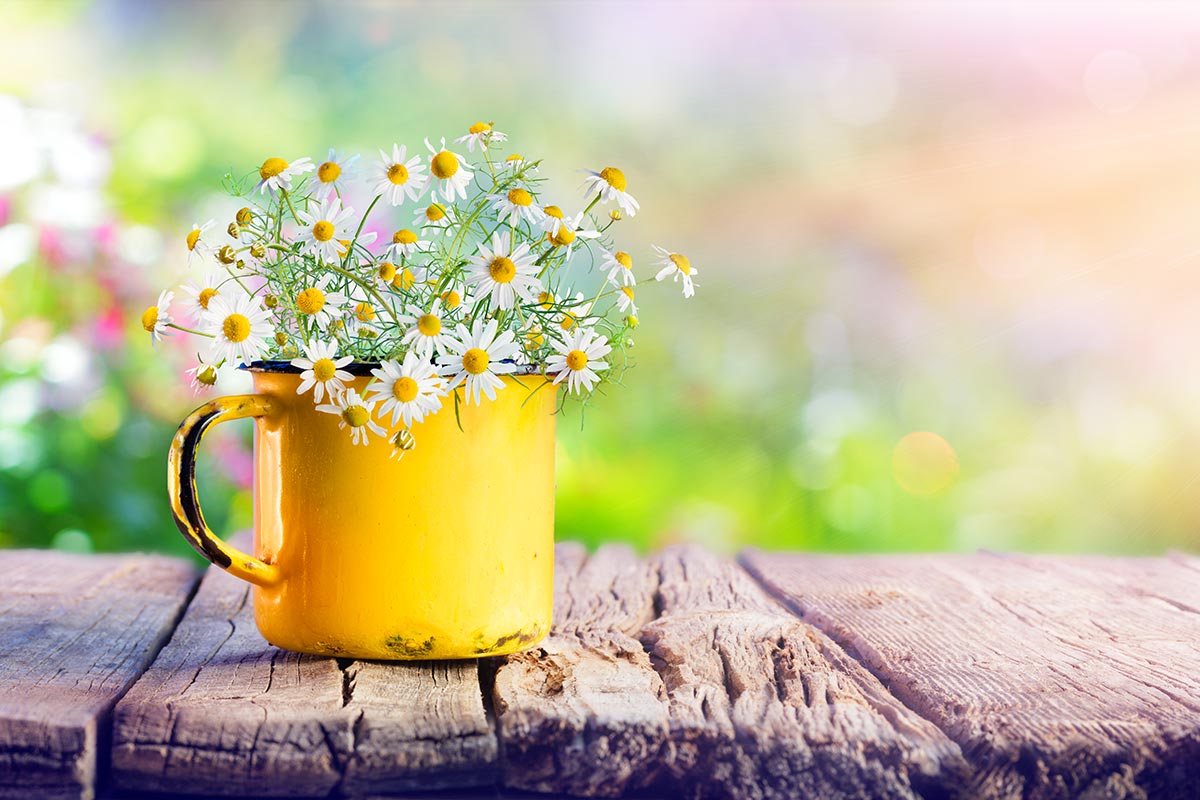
[
  {"x1": 249, "y1": 242, "x2": 267, "y2": 259},
  {"x1": 609, "y1": 209, "x2": 623, "y2": 221},
  {"x1": 236, "y1": 207, "x2": 253, "y2": 225},
  {"x1": 263, "y1": 294, "x2": 279, "y2": 309},
  {"x1": 216, "y1": 245, "x2": 237, "y2": 264},
  {"x1": 274, "y1": 332, "x2": 288, "y2": 346},
  {"x1": 227, "y1": 222, "x2": 240, "y2": 239}
]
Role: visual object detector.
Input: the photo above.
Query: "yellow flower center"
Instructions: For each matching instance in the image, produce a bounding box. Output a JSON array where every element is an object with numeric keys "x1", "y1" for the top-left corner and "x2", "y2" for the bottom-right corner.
[
  {"x1": 387, "y1": 163, "x2": 409, "y2": 185},
  {"x1": 223, "y1": 313, "x2": 251, "y2": 343},
  {"x1": 259, "y1": 157, "x2": 288, "y2": 180},
  {"x1": 425, "y1": 203, "x2": 446, "y2": 222},
  {"x1": 469, "y1": 121, "x2": 491, "y2": 134},
  {"x1": 599, "y1": 166, "x2": 627, "y2": 192},
  {"x1": 560, "y1": 312, "x2": 577, "y2": 331},
  {"x1": 393, "y1": 268, "x2": 415, "y2": 290},
  {"x1": 312, "y1": 221, "x2": 335, "y2": 242},
  {"x1": 393, "y1": 376, "x2": 419, "y2": 402},
  {"x1": 615, "y1": 251, "x2": 633, "y2": 270},
  {"x1": 186, "y1": 228, "x2": 201, "y2": 251},
  {"x1": 489, "y1": 256, "x2": 516, "y2": 283},
  {"x1": 543, "y1": 205, "x2": 564, "y2": 219},
  {"x1": 622, "y1": 287, "x2": 635, "y2": 302},
  {"x1": 525, "y1": 328, "x2": 545, "y2": 348},
  {"x1": 197, "y1": 365, "x2": 218, "y2": 385},
  {"x1": 431, "y1": 151, "x2": 458, "y2": 179},
  {"x1": 669, "y1": 253, "x2": 692, "y2": 275},
  {"x1": 393, "y1": 229, "x2": 418, "y2": 245},
  {"x1": 538, "y1": 291, "x2": 554, "y2": 310},
  {"x1": 236, "y1": 207, "x2": 253, "y2": 225},
  {"x1": 354, "y1": 302, "x2": 375, "y2": 322},
  {"x1": 505, "y1": 153, "x2": 523, "y2": 162},
  {"x1": 566, "y1": 349, "x2": 588, "y2": 371},
  {"x1": 296, "y1": 287, "x2": 326, "y2": 316},
  {"x1": 140, "y1": 307, "x2": 158, "y2": 332},
  {"x1": 549, "y1": 227, "x2": 576, "y2": 247},
  {"x1": 196, "y1": 287, "x2": 218, "y2": 309},
  {"x1": 462, "y1": 347, "x2": 490, "y2": 375},
  {"x1": 441, "y1": 290, "x2": 461, "y2": 309},
  {"x1": 417, "y1": 314, "x2": 442, "y2": 336},
  {"x1": 312, "y1": 358, "x2": 336, "y2": 382},
  {"x1": 342, "y1": 405, "x2": 370, "y2": 428},
  {"x1": 318, "y1": 161, "x2": 341, "y2": 183},
  {"x1": 507, "y1": 188, "x2": 532, "y2": 207},
  {"x1": 378, "y1": 262, "x2": 397, "y2": 282}
]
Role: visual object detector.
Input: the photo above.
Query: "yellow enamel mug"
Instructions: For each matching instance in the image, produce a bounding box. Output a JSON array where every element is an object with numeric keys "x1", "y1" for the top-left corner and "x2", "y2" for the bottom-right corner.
[{"x1": 167, "y1": 363, "x2": 556, "y2": 660}]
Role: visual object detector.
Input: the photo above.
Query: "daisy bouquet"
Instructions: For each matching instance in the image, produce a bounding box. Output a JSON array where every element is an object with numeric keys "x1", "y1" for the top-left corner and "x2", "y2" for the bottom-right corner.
[{"x1": 141, "y1": 122, "x2": 696, "y2": 454}]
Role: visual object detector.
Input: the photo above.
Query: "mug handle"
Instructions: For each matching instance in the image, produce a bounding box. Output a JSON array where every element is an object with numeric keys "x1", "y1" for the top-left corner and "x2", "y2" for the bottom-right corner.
[{"x1": 168, "y1": 394, "x2": 280, "y2": 587}]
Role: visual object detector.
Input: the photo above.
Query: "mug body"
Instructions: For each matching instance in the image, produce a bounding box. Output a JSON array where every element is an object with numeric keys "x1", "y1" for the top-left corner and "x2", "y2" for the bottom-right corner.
[{"x1": 248, "y1": 367, "x2": 556, "y2": 659}]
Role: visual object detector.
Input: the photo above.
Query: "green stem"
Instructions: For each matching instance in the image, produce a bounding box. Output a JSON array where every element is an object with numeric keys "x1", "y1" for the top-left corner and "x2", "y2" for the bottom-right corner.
[{"x1": 167, "y1": 323, "x2": 214, "y2": 337}]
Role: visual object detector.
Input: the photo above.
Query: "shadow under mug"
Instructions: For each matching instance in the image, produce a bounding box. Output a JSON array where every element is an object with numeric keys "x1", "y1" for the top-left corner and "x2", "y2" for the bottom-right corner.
[{"x1": 167, "y1": 362, "x2": 557, "y2": 660}]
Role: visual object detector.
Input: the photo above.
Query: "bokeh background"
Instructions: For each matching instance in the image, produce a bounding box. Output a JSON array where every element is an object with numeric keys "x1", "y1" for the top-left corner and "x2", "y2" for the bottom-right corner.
[{"x1": 4, "y1": 0, "x2": 1200, "y2": 561}]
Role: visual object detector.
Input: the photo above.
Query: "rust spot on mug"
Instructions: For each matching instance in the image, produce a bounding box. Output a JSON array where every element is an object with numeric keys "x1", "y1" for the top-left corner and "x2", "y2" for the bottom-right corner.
[{"x1": 385, "y1": 634, "x2": 435, "y2": 657}]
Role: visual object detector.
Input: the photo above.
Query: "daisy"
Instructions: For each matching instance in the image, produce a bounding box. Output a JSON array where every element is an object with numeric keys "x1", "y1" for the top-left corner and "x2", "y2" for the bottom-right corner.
[
  {"x1": 547, "y1": 326, "x2": 611, "y2": 395},
  {"x1": 581, "y1": 166, "x2": 640, "y2": 217},
  {"x1": 489, "y1": 186, "x2": 545, "y2": 228},
  {"x1": 367, "y1": 351, "x2": 446, "y2": 428},
  {"x1": 185, "y1": 220, "x2": 214, "y2": 263},
  {"x1": 186, "y1": 358, "x2": 220, "y2": 393},
  {"x1": 312, "y1": 149, "x2": 359, "y2": 202},
  {"x1": 348, "y1": 297, "x2": 378, "y2": 335},
  {"x1": 374, "y1": 143, "x2": 429, "y2": 207},
  {"x1": 425, "y1": 137, "x2": 474, "y2": 203},
  {"x1": 414, "y1": 201, "x2": 456, "y2": 236},
  {"x1": 374, "y1": 261, "x2": 398, "y2": 288},
  {"x1": 464, "y1": 231, "x2": 541, "y2": 311},
  {"x1": 399, "y1": 303, "x2": 453, "y2": 358},
  {"x1": 437, "y1": 318, "x2": 520, "y2": 405},
  {"x1": 603, "y1": 250, "x2": 637, "y2": 288},
  {"x1": 556, "y1": 292, "x2": 592, "y2": 332},
  {"x1": 652, "y1": 245, "x2": 698, "y2": 298},
  {"x1": 316, "y1": 388, "x2": 386, "y2": 446},
  {"x1": 615, "y1": 285, "x2": 637, "y2": 316},
  {"x1": 392, "y1": 265, "x2": 425, "y2": 292},
  {"x1": 180, "y1": 272, "x2": 224, "y2": 321},
  {"x1": 540, "y1": 204, "x2": 567, "y2": 237},
  {"x1": 454, "y1": 121, "x2": 507, "y2": 153},
  {"x1": 545, "y1": 211, "x2": 601, "y2": 259},
  {"x1": 291, "y1": 339, "x2": 353, "y2": 403},
  {"x1": 498, "y1": 153, "x2": 534, "y2": 174},
  {"x1": 202, "y1": 292, "x2": 272, "y2": 367},
  {"x1": 141, "y1": 290, "x2": 174, "y2": 343},
  {"x1": 294, "y1": 275, "x2": 349, "y2": 329},
  {"x1": 388, "y1": 428, "x2": 416, "y2": 460},
  {"x1": 437, "y1": 283, "x2": 467, "y2": 312},
  {"x1": 385, "y1": 228, "x2": 431, "y2": 262},
  {"x1": 334, "y1": 231, "x2": 378, "y2": 264},
  {"x1": 295, "y1": 197, "x2": 355, "y2": 263},
  {"x1": 257, "y1": 155, "x2": 314, "y2": 194}
]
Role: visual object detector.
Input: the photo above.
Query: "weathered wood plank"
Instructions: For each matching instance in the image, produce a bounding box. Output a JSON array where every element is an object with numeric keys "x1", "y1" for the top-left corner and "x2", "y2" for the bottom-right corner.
[
  {"x1": 0, "y1": 550, "x2": 198, "y2": 800},
  {"x1": 741, "y1": 550, "x2": 1200, "y2": 799},
  {"x1": 493, "y1": 544, "x2": 968, "y2": 798},
  {"x1": 111, "y1": 564, "x2": 496, "y2": 797}
]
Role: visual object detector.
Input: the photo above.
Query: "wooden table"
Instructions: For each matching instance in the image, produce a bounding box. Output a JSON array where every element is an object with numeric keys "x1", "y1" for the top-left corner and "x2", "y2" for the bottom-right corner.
[{"x1": 2, "y1": 543, "x2": 1198, "y2": 799}]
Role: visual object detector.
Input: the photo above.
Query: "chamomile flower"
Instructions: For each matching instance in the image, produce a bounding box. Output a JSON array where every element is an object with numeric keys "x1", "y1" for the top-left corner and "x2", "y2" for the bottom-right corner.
[
  {"x1": 545, "y1": 211, "x2": 601, "y2": 259},
  {"x1": 257, "y1": 156, "x2": 314, "y2": 194},
  {"x1": 438, "y1": 318, "x2": 520, "y2": 405},
  {"x1": 615, "y1": 285, "x2": 638, "y2": 316},
  {"x1": 367, "y1": 351, "x2": 446, "y2": 428},
  {"x1": 464, "y1": 231, "x2": 541, "y2": 311},
  {"x1": 334, "y1": 231, "x2": 378, "y2": 264},
  {"x1": 414, "y1": 201, "x2": 456, "y2": 235},
  {"x1": 489, "y1": 186, "x2": 545, "y2": 228},
  {"x1": 312, "y1": 149, "x2": 359, "y2": 202},
  {"x1": 291, "y1": 340, "x2": 353, "y2": 403},
  {"x1": 424, "y1": 137, "x2": 474, "y2": 203},
  {"x1": 186, "y1": 358, "x2": 220, "y2": 394},
  {"x1": 582, "y1": 167, "x2": 640, "y2": 217},
  {"x1": 499, "y1": 153, "x2": 534, "y2": 174},
  {"x1": 202, "y1": 293, "x2": 272, "y2": 367},
  {"x1": 181, "y1": 272, "x2": 224, "y2": 321},
  {"x1": 555, "y1": 292, "x2": 592, "y2": 332},
  {"x1": 374, "y1": 260, "x2": 399, "y2": 288},
  {"x1": 652, "y1": 245, "x2": 697, "y2": 298},
  {"x1": 436, "y1": 283, "x2": 467, "y2": 313},
  {"x1": 185, "y1": 220, "x2": 215, "y2": 263},
  {"x1": 316, "y1": 388, "x2": 386, "y2": 446},
  {"x1": 603, "y1": 250, "x2": 637, "y2": 288},
  {"x1": 385, "y1": 228, "x2": 431, "y2": 262},
  {"x1": 348, "y1": 296, "x2": 379, "y2": 335},
  {"x1": 374, "y1": 143, "x2": 428, "y2": 207},
  {"x1": 295, "y1": 197, "x2": 355, "y2": 263},
  {"x1": 455, "y1": 121, "x2": 507, "y2": 153},
  {"x1": 399, "y1": 303, "x2": 453, "y2": 358},
  {"x1": 141, "y1": 290, "x2": 174, "y2": 343},
  {"x1": 547, "y1": 326, "x2": 611, "y2": 395},
  {"x1": 294, "y1": 275, "x2": 349, "y2": 328}
]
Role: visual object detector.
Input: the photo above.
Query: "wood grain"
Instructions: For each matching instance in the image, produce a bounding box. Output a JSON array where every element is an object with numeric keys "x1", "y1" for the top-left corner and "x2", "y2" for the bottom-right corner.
[
  {"x1": 741, "y1": 550, "x2": 1200, "y2": 799},
  {"x1": 493, "y1": 543, "x2": 968, "y2": 798},
  {"x1": 111, "y1": 564, "x2": 496, "y2": 797},
  {"x1": 0, "y1": 550, "x2": 197, "y2": 800}
]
